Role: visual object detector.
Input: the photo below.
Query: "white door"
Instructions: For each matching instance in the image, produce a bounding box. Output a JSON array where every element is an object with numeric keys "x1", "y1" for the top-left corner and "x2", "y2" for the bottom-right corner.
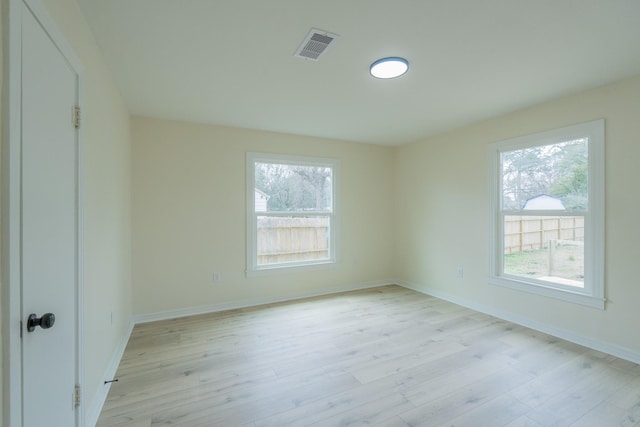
[{"x1": 21, "y1": 2, "x2": 80, "y2": 426}]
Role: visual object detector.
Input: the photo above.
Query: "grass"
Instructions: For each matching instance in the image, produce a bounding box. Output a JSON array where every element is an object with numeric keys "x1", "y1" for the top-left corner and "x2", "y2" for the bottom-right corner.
[{"x1": 504, "y1": 242, "x2": 584, "y2": 282}]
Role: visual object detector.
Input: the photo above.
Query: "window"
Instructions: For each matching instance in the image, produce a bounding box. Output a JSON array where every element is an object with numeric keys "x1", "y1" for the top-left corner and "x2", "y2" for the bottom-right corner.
[
  {"x1": 488, "y1": 120, "x2": 604, "y2": 308},
  {"x1": 246, "y1": 152, "x2": 338, "y2": 275}
]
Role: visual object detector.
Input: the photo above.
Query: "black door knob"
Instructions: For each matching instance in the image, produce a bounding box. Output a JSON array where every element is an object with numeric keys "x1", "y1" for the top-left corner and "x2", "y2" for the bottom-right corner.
[{"x1": 26, "y1": 313, "x2": 56, "y2": 332}]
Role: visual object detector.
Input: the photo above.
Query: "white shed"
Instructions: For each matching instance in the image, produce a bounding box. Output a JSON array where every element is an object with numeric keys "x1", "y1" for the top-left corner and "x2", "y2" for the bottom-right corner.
[
  {"x1": 255, "y1": 189, "x2": 270, "y2": 212},
  {"x1": 522, "y1": 194, "x2": 565, "y2": 210}
]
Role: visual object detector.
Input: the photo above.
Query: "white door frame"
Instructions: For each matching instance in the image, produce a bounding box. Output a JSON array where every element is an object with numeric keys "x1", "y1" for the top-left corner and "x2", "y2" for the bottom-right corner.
[{"x1": 2, "y1": 0, "x2": 85, "y2": 425}]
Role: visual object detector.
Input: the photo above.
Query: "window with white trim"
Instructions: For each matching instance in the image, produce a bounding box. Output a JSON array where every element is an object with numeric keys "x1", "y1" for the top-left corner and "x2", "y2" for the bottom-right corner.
[
  {"x1": 488, "y1": 120, "x2": 605, "y2": 308},
  {"x1": 246, "y1": 152, "x2": 338, "y2": 275}
]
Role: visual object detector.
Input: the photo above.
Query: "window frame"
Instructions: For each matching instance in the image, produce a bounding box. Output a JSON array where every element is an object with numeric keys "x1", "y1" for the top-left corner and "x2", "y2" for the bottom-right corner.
[
  {"x1": 246, "y1": 152, "x2": 339, "y2": 276},
  {"x1": 488, "y1": 120, "x2": 605, "y2": 309}
]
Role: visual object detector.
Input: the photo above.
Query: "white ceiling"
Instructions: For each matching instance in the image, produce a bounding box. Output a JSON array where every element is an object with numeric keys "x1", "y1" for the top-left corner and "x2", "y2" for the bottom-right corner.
[{"x1": 77, "y1": 0, "x2": 640, "y2": 146}]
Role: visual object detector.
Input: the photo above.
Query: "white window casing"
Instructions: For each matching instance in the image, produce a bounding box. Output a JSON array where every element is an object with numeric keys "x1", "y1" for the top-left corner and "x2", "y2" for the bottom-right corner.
[
  {"x1": 246, "y1": 152, "x2": 339, "y2": 276},
  {"x1": 488, "y1": 120, "x2": 605, "y2": 309}
]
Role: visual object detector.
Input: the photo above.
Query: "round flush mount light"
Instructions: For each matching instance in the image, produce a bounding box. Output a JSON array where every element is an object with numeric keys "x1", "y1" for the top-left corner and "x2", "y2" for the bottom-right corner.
[{"x1": 369, "y1": 57, "x2": 409, "y2": 79}]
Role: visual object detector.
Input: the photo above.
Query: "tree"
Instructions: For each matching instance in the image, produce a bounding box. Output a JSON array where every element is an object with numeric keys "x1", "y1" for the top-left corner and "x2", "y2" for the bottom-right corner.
[
  {"x1": 550, "y1": 156, "x2": 587, "y2": 210},
  {"x1": 292, "y1": 166, "x2": 332, "y2": 210},
  {"x1": 255, "y1": 162, "x2": 332, "y2": 211},
  {"x1": 502, "y1": 138, "x2": 587, "y2": 211}
]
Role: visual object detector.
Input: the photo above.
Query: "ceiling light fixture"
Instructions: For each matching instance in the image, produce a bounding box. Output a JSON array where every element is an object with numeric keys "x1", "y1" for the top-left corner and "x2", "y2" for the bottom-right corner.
[{"x1": 369, "y1": 57, "x2": 409, "y2": 79}]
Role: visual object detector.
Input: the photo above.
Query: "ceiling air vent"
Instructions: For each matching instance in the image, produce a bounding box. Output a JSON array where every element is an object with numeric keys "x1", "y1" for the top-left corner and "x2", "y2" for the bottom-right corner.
[{"x1": 294, "y1": 28, "x2": 339, "y2": 61}]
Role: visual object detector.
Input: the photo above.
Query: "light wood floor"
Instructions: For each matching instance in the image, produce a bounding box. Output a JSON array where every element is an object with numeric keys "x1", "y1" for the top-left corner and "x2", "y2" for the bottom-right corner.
[{"x1": 96, "y1": 285, "x2": 640, "y2": 427}]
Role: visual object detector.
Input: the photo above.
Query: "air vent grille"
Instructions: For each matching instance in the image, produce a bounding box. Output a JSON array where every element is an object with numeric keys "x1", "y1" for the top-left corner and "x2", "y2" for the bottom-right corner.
[{"x1": 294, "y1": 28, "x2": 339, "y2": 61}]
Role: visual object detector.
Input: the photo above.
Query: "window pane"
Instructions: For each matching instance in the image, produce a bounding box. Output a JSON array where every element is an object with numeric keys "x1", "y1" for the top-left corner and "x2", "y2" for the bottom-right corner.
[
  {"x1": 257, "y1": 215, "x2": 330, "y2": 266},
  {"x1": 255, "y1": 162, "x2": 332, "y2": 212},
  {"x1": 503, "y1": 215, "x2": 584, "y2": 288},
  {"x1": 501, "y1": 139, "x2": 588, "y2": 211}
]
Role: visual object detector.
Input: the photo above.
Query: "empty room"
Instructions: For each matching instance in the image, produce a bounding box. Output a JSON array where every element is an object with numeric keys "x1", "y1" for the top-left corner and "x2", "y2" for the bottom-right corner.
[{"x1": 2, "y1": 0, "x2": 640, "y2": 426}]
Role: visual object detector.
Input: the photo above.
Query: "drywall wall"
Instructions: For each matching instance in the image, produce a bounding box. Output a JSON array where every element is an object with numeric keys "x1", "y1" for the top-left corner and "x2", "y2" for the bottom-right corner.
[
  {"x1": 40, "y1": 0, "x2": 133, "y2": 422},
  {"x1": 394, "y1": 75, "x2": 640, "y2": 358},
  {"x1": 0, "y1": 2, "x2": 4, "y2": 420},
  {"x1": 132, "y1": 117, "x2": 394, "y2": 316}
]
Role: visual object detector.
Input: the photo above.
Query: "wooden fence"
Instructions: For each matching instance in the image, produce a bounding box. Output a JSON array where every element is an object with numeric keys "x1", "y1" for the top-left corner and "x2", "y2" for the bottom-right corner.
[
  {"x1": 257, "y1": 215, "x2": 583, "y2": 262},
  {"x1": 257, "y1": 217, "x2": 329, "y2": 264},
  {"x1": 504, "y1": 215, "x2": 584, "y2": 254}
]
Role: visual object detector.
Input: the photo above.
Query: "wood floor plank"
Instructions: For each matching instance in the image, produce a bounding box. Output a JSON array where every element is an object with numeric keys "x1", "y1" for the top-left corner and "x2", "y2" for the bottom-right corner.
[
  {"x1": 349, "y1": 339, "x2": 467, "y2": 384},
  {"x1": 435, "y1": 394, "x2": 531, "y2": 427},
  {"x1": 96, "y1": 285, "x2": 640, "y2": 427},
  {"x1": 508, "y1": 350, "x2": 628, "y2": 409},
  {"x1": 398, "y1": 367, "x2": 535, "y2": 426},
  {"x1": 570, "y1": 401, "x2": 636, "y2": 427},
  {"x1": 307, "y1": 393, "x2": 415, "y2": 427},
  {"x1": 373, "y1": 416, "x2": 412, "y2": 426},
  {"x1": 401, "y1": 351, "x2": 514, "y2": 407},
  {"x1": 504, "y1": 414, "x2": 545, "y2": 427},
  {"x1": 530, "y1": 361, "x2": 633, "y2": 425}
]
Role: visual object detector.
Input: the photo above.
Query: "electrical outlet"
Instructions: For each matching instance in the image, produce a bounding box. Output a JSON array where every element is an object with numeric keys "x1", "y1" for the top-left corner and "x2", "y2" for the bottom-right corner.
[
  {"x1": 456, "y1": 267, "x2": 464, "y2": 278},
  {"x1": 213, "y1": 272, "x2": 221, "y2": 283}
]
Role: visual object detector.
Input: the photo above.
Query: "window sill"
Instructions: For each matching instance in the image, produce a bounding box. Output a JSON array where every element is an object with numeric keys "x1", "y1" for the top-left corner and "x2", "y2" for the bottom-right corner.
[
  {"x1": 489, "y1": 275, "x2": 605, "y2": 309},
  {"x1": 246, "y1": 260, "x2": 338, "y2": 277}
]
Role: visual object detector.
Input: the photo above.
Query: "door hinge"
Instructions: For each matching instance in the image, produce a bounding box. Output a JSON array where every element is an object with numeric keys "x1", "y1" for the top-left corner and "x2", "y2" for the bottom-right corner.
[
  {"x1": 72, "y1": 106, "x2": 81, "y2": 129},
  {"x1": 73, "y1": 384, "x2": 81, "y2": 408}
]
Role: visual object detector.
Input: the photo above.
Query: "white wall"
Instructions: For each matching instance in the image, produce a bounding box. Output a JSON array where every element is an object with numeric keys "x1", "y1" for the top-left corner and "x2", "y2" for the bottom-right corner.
[
  {"x1": 0, "y1": 2, "x2": 4, "y2": 419},
  {"x1": 394, "y1": 75, "x2": 640, "y2": 358},
  {"x1": 39, "y1": 0, "x2": 133, "y2": 422},
  {"x1": 132, "y1": 116, "x2": 394, "y2": 316}
]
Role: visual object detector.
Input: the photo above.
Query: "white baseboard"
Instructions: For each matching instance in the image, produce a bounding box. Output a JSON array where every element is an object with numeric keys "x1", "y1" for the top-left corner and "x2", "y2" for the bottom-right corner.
[
  {"x1": 133, "y1": 280, "x2": 395, "y2": 324},
  {"x1": 85, "y1": 319, "x2": 135, "y2": 427},
  {"x1": 396, "y1": 280, "x2": 640, "y2": 365}
]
